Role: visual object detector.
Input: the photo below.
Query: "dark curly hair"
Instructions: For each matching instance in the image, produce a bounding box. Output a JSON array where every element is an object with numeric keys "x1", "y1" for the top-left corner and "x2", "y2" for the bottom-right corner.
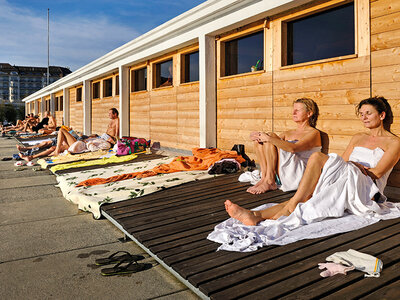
[{"x1": 356, "y1": 96, "x2": 393, "y2": 131}]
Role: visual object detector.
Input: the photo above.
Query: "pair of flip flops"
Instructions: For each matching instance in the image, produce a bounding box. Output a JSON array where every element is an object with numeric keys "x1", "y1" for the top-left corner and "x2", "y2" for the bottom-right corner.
[{"x1": 95, "y1": 251, "x2": 151, "y2": 276}]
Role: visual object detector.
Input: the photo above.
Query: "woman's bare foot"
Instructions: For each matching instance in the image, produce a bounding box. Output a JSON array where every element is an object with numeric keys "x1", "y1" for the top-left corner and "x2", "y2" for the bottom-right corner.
[
  {"x1": 246, "y1": 179, "x2": 263, "y2": 193},
  {"x1": 19, "y1": 153, "x2": 33, "y2": 162},
  {"x1": 16, "y1": 144, "x2": 28, "y2": 151},
  {"x1": 224, "y1": 200, "x2": 262, "y2": 226},
  {"x1": 253, "y1": 181, "x2": 277, "y2": 194}
]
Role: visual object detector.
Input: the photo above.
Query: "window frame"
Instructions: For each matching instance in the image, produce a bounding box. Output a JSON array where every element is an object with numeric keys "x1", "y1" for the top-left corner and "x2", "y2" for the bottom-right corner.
[
  {"x1": 181, "y1": 49, "x2": 200, "y2": 84},
  {"x1": 102, "y1": 77, "x2": 113, "y2": 98},
  {"x1": 152, "y1": 58, "x2": 174, "y2": 89},
  {"x1": 76, "y1": 87, "x2": 82, "y2": 102},
  {"x1": 279, "y1": 0, "x2": 360, "y2": 69},
  {"x1": 131, "y1": 66, "x2": 148, "y2": 92},
  {"x1": 92, "y1": 81, "x2": 100, "y2": 100},
  {"x1": 219, "y1": 27, "x2": 265, "y2": 78}
]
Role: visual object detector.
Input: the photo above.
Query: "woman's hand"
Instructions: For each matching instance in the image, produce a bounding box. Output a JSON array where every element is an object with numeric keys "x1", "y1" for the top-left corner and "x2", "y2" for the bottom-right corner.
[
  {"x1": 257, "y1": 132, "x2": 271, "y2": 143},
  {"x1": 250, "y1": 131, "x2": 260, "y2": 141}
]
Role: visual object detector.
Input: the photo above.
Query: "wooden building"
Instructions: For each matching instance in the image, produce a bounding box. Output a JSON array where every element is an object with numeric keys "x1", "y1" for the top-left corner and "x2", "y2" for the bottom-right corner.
[{"x1": 22, "y1": 0, "x2": 400, "y2": 185}]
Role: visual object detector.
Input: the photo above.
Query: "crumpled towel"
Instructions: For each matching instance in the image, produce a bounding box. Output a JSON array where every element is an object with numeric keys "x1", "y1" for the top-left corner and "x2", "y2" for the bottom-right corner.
[
  {"x1": 238, "y1": 170, "x2": 261, "y2": 185},
  {"x1": 318, "y1": 262, "x2": 355, "y2": 277},
  {"x1": 76, "y1": 148, "x2": 245, "y2": 187},
  {"x1": 326, "y1": 249, "x2": 383, "y2": 278}
]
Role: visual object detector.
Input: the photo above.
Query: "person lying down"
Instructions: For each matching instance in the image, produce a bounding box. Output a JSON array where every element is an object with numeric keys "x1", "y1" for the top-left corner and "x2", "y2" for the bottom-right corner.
[{"x1": 208, "y1": 96, "x2": 400, "y2": 251}]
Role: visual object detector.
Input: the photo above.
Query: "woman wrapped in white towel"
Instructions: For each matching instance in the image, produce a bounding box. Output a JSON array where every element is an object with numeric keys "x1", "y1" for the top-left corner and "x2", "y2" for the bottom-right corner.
[
  {"x1": 227, "y1": 96, "x2": 400, "y2": 224},
  {"x1": 247, "y1": 98, "x2": 322, "y2": 194}
]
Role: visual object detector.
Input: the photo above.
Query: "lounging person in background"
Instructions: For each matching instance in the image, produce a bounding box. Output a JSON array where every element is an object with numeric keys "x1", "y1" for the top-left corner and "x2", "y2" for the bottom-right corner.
[
  {"x1": 226, "y1": 96, "x2": 400, "y2": 225},
  {"x1": 247, "y1": 98, "x2": 321, "y2": 194},
  {"x1": 35, "y1": 111, "x2": 57, "y2": 134}
]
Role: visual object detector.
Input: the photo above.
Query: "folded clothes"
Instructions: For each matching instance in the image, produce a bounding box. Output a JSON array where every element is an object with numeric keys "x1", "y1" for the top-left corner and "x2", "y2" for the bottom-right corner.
[{"x1": 326, "y1": 249, "x2": 383, "y2": 278}]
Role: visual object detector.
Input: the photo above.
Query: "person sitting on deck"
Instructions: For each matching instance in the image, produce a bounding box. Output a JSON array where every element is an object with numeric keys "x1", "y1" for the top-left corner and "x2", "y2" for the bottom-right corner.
[
  {"x1": 225, "y1": 96, "x2": 400, "y2": 225},
  {"x1": 29, "y1": 111, "x2": 57, "y2": 134},
  {"x1": 247, "y1": 98, "x2": 321, "y2": 194}
]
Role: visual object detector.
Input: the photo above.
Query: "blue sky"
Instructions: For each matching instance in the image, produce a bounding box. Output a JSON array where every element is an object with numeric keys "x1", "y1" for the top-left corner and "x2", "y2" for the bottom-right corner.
[{"x1": 0, "y1": 0, "x2": 206, "y2": 71}]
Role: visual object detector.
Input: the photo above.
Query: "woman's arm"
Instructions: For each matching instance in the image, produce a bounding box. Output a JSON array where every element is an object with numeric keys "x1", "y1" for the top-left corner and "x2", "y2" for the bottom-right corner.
[
  {"x1": 367, "y1": 138, "x2": 400, "y2": 179},
  {"x1": 258, "y1": 129, "x2": 320, "y2": 153}
]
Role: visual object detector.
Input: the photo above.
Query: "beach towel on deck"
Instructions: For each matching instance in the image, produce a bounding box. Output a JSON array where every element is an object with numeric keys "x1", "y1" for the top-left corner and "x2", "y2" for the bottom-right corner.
[
  {"x1": 56, "y1": 156, "x2": 216, "y2": 219},
  {"x1": 76, "y1": 148, "x2": 245, "y2": 187},
  {"x1": 37, "y1": 150, "x2": 110, "y2": 169},
  {"x1": 208, "y1": 149, "x2": 400, "y2": 252},
  {"x1": 50, "y1": 153, "x2": 138, "y2": 173}
]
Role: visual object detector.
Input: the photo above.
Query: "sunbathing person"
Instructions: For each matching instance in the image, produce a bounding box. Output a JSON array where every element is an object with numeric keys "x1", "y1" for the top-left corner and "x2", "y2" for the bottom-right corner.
[
  {"x1": 247, "y1": 98, "x2": 321, "y2": 194},
  {"x1": 103, "y1": 108, "x2": 119, "y2": 144},
  {"x1": 226, "y1": 96, "x2": 400, "y2": 225}
]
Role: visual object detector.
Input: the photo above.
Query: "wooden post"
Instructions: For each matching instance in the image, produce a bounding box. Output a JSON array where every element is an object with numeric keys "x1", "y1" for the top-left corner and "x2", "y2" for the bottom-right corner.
[
  {"x1": 119, "y1": 65, "x2": 130, "y2": 138},
  {"x1": 63, "y1": 87, "x2": 69, "y2": 127},
  {"x1": 83, "y1": 80, "x2": 92, "y2": 135},
  {"x1": 40, "y1": 97, "x2": 45, "y2": 116},
  {"x1": 199, "y1": 34, "x2": 216, "y2": 148}
]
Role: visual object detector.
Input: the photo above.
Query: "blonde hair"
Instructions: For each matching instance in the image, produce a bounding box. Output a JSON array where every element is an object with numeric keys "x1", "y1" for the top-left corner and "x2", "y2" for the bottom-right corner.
[{"x1": 293, "y1": 98, "x2": 319, "y2": 128}]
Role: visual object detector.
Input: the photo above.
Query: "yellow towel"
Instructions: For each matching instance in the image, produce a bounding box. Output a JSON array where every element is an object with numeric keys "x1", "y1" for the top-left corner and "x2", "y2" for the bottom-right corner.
[{"x1": 50, "y1": 153, "x2": 138, "y2": 173}]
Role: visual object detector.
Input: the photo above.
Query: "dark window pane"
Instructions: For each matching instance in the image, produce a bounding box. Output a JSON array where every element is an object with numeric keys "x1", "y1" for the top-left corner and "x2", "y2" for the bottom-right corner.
[
  {"x1": 76, "y1": 87, "x2": 82, "y2": 102},
  {"x1": 103, "y1": 78, "x2": 113, "y2": 97},
  {"x1": 60, "y1": 96, "x2": 63, "y2": 111},
  {"x1": 134, "y1": 68, "x2": 147, "y2": 91},
  {"x1": 287, "y1": 2, "x2": 354, "y2": 65},
  {"x1": 116, "y1": 76, "x2": 119, "y2": 95},
  {"x1": 156, "y1": 59, "x2": 173, "y2": 88},
  {"x1": 93, "y1": 82, "x2": 100, "y2": 99},
  {"x1": 184, "y1": 51, "x2": 199, "y2": 83},
  {"x1": 225, "y1": 31, "x2": 264, "y2": 76}
]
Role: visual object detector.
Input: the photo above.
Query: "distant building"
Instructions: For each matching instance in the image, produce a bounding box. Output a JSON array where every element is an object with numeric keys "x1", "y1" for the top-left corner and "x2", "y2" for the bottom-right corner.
[{"x1": 0, "y1": 63, "x2": 71, "y2": 106}]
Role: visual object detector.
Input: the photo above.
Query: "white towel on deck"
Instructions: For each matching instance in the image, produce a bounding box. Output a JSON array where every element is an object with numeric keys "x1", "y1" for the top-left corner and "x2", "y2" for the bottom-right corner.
[{"x1": 208, "y1": 153, "x2": 400, "y2": 252}]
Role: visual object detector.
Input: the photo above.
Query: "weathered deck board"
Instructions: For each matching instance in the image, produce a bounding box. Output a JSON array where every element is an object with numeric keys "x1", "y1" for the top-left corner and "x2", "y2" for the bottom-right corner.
[{"x1": 101, "y1": 172, "x2": 400, "y2": 299}]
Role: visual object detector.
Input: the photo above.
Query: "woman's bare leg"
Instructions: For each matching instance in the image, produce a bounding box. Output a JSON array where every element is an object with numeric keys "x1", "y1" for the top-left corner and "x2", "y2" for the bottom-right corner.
[
  {"x1": 19, "y1": 146, "x2": 56, "y2": 162},
  {"x1": 16, "y1": 140, "x2": 52, "y2": 151},
  {"x1": 250, "y1": 134, "x2": 279, "y2": 194},
  {"x1": 247, "y1": 141, "x2": 268, "y2": 193},
  {"x1": 54, "y1": 128, "x2": 76, "y2": 155},
  {"x1": 225, "y1": 200, "x2": 290, "y2": 225},
  {"x1": 271, "y1": 152, "x2": 329, "y2": 219}
]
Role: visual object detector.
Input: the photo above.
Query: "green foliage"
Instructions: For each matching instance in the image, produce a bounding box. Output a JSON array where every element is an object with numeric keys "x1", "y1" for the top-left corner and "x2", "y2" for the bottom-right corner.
[{"x1": 0, "y1": 103, "x2": 25, "y2": 123}]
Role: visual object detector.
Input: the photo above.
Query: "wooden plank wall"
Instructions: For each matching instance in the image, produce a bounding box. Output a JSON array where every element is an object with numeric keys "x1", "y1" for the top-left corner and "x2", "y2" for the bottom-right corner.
[
  {"x1": 216, "y1": 0, "x2": 372, "y2": 159},
  {"x1": 217, "y1": 72, "x2": 273, "y2": 155},
  {"x1": 69, "y1": 86, "x2": 83, "y2": 133},
  {"x1": 130, "y1": 48, "x2": 200, "y2": 151},
  {"x1": 371, "y1": 0, "x2": 400, "y2": 187},
  {"x1": 91, "y1": 74, "x2": 119, "y2": 135}
]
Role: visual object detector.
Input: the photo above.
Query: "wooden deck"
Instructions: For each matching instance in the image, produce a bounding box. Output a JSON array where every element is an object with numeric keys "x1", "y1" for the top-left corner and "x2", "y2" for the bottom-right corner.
[{"x1": 101, "y1": 173, "x2": 400, "y2": 300}]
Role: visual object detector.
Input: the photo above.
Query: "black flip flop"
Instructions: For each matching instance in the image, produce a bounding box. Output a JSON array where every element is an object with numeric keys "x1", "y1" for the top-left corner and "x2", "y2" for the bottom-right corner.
[
  {"x1": 100, "y1": 260, "x2": 152, "y2": 276},
  {"x1": 95, "y1": 251, "x2": 144, "y2": 266}
]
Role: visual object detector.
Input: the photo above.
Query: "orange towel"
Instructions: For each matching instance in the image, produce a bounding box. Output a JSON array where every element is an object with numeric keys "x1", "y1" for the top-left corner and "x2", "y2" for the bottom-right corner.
[{"x1": 76, "y1": 148, "x2": 245, "y2": 187}]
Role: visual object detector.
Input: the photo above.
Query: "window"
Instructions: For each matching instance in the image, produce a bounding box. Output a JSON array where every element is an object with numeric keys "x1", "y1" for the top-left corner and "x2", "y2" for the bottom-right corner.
[
  {"x1": 183, "y1": 51, "x2": 199, "y2": 83},
  {"x1": 76, "y1": 87, "x2": 82, "y2": 102},
  {"x1": 132, "y1": 67, "x2": 147, "y2": 92},
  {"x1": 92, "y1": 82, "x2": 100, "y2": 99},
  {"x1": 103, "y1": 78, "x2": 113, "y2": 97},
  {"x1": 55, "y1": 97, "x2": 59, "y2": 111},
  {"x1": 224, "y1": 31, "x2": 264, "y2": 76},
  {"x1": 115, "y1": 76, "x2": 119, "y2": 95},
  {"x1": 59, "y1": 96, "x2": 63, "y2": 111},
  {"x1": 285, "y1": 2, "x2": 354, "y2": 66},
  {"x1": 155, "y1": 59, "x2": 172, "y2": 88}
]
